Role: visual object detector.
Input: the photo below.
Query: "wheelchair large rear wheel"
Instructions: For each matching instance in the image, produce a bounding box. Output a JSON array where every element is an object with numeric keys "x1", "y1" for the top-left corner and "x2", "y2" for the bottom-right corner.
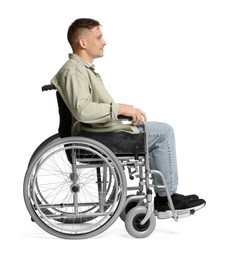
[{"x1": 23, "y1": 136, "x2": 127, "y2": 239}]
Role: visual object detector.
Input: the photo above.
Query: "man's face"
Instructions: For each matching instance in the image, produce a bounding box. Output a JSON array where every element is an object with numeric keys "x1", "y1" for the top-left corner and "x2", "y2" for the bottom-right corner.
[{"x1": 83, "y1": 26, "x2": 106, "y2": 60}]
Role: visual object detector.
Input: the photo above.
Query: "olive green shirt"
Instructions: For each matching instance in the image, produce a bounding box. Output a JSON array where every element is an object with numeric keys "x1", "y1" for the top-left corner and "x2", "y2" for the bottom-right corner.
[{"x1": 51, "y1": 53, "x2": 139, "y2": 133}]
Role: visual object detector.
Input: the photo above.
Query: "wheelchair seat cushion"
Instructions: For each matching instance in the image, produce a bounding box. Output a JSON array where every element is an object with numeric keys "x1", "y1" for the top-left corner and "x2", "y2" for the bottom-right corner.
[{"x1": 76, "y1": 131, "x2": 145, "y2": 156}]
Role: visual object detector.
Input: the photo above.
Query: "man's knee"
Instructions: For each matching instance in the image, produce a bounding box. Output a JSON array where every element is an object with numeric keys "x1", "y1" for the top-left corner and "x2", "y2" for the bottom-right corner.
[{"x1": 162, "y1": 122, "x2": 174, "y2": 137}]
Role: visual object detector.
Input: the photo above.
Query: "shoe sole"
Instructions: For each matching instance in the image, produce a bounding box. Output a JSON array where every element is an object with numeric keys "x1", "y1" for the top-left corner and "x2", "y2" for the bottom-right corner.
[{"x1": 154, "y1": 202, "x2": 206, "y2": 219}]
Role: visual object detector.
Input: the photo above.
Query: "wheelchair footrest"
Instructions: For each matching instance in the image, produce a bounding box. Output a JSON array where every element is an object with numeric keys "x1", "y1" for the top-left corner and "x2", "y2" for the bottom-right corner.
[{"x1": 155, "y1": 202, "x2": 205, "y2": 220}]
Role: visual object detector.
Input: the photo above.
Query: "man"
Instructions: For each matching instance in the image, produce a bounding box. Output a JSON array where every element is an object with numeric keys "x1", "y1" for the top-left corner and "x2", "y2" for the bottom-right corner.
[{"x1": 51, "y1": 18, "x2": 206, "y2": 219}]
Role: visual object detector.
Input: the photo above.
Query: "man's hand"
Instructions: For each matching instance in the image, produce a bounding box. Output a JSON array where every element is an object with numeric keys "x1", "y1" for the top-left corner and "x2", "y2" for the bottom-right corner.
[{"x1": 118, "y1": 104, "x2": 147, "y2": 125}]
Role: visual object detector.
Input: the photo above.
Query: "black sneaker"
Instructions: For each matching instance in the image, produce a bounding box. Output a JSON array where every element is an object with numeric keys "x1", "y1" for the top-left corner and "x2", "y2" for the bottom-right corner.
[
  {"x1": 154, "y1": 193, "x2": 206, "y2": 219},
  {"x1": 184, "y1": 194, "x2": 199, "y2": 200}
]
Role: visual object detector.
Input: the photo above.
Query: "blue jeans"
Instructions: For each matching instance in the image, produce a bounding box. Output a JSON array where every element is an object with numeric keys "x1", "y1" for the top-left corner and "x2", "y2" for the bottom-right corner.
[{"x1": 144, "y1": 122, "x2": 179, "y2": 196}]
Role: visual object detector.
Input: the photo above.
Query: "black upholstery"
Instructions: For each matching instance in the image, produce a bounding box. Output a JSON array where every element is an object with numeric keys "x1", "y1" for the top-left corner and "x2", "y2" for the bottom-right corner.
[
  {"x1": 77, "y1": 131, "x2": 145, "y2": 157},
  {"x1": 56, "y1": 91, "x2": 72, "y2": 138}
]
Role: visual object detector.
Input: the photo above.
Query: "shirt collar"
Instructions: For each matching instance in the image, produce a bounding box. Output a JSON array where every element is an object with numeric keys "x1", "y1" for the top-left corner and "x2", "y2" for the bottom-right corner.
[{"x1": 68, "y1": 53, "x2": 95, "y2": 71}]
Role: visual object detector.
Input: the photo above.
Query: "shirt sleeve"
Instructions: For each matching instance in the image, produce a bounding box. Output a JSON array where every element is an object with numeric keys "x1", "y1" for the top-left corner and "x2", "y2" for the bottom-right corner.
[{"x1": 52, "y1": 70, "x2": 119, "y2": 124}]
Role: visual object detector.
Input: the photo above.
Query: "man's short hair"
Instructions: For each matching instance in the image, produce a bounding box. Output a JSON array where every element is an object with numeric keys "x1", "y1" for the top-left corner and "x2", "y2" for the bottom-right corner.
[{"x1": 67, "y1": 18, "x2": 101, "y2": 51}]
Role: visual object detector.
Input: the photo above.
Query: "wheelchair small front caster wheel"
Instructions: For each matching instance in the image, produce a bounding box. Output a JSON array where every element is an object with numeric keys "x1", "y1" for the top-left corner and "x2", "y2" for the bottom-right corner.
[
  {"x1": 120, "y1": 196, "x2": 143, "y2": 221},
  {"x1": 125, "y1": 206, "x2": 156, "y2": 238}
]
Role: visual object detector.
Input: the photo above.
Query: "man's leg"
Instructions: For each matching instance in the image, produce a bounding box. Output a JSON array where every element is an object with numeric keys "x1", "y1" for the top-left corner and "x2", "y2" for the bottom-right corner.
[
  {"x1": 146, "y1": 121, "x2": 206, "y2": 219},
  {"x1": 146, "y1": 121, "x2": 178, "y2": 196}
]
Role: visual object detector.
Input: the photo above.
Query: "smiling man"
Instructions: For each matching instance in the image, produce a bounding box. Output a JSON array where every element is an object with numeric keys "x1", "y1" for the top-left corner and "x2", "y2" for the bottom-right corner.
[
  {"x1": 67, "y1": 19, "x2": 106, "y2": 63},
  {"x1": 51, "y1": 18, "x2": 206, "y2": 219}
]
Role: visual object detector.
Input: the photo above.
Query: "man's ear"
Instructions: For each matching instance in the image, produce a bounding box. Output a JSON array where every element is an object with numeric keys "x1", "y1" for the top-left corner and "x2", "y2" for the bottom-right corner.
[{"x1": 79, "y1": 38, "x2": 87, "y2": 49}]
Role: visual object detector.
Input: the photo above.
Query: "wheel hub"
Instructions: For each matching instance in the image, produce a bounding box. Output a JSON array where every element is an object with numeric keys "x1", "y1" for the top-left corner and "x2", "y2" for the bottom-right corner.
[
  {"x1": 133, "y1": 214, "x2": 150, "y2": 231},
  {"x1": 71, "y1": 184, "x2": 80, "y2": 193}
]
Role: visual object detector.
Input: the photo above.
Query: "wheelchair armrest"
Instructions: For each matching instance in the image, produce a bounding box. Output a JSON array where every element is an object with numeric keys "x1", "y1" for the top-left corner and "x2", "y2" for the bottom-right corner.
[
  {"x1": 117, "y1": 115, "x2": 132, "y2": 121},
  {"x1": 42, "y1": 85, "x2": 132, "y2": 122}
]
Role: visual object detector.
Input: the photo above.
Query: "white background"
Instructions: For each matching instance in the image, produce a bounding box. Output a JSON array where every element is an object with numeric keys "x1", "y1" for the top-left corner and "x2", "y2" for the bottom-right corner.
[{"x1": 1, "y1": 0, "x2": 226, "y2": 259}]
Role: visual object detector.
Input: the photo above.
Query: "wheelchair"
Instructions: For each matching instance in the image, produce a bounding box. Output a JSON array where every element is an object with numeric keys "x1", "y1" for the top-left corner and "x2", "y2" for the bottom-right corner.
[{"x1": 23, "y1": 84, "x2": 178, "y2": 239}]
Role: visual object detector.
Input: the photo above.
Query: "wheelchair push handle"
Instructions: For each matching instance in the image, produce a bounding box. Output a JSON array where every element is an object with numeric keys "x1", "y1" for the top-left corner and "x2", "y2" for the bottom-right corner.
[{"x1": 42, "y1": 84, "x2": 56, "y2": 91}]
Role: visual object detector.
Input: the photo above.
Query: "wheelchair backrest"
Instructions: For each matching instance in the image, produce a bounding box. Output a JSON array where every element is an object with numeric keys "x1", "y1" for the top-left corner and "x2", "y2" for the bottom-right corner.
[
  {"x1": 42, "y1": 84, "x2": 73, "y2": 138},
  {"x1": 56, "y1": 91, "x2": 73, "y2": 138}
]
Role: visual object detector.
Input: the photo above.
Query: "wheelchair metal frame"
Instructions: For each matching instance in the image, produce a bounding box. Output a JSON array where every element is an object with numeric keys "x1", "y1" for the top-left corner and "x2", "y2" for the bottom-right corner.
[
  {"x1": 23, "y1": 85, "x2": 178, "y2": 239},
  {"x1": 123, "y1": 122, "x2": 178, "y2": 224}
]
